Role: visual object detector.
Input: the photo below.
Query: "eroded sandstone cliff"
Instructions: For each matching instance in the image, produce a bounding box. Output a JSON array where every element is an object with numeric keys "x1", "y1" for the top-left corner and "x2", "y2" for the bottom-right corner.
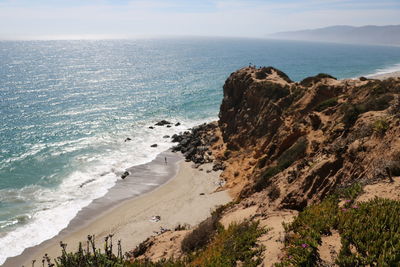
[
  {"x1": 218, "y1": 66, "x2": 400, "y2": 210},
  {"x1": 130, "y1": 67, "x2": 400, "y2": 265}
]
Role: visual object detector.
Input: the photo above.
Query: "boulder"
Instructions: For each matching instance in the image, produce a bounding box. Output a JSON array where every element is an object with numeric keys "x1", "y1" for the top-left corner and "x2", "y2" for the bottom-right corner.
[
  {"x1": 171, "y1": 134, "x2": 182, "y2": 143},
  {"x1": 155, "y1": 120, "x2": 172, "y2": 126},
  {"x1": 150, "y1": 144, "x2": 158, "y2": 148},
  {"x1": 121, "y1": 171, "x2": 130, "y2": 179}
]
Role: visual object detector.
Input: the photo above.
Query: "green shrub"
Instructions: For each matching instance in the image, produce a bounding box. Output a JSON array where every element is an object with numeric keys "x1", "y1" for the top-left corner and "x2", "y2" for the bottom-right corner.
[
  {"x1": 256, "y1": 81, "x2": 290, "y2": 101},
  {"x1": 315, "y1": 97, "x2": 338, "y2": 112},
  {"x1": 300, "y1": 73, "x2": 337, "y2": 87},
  {"x1": 372, "y1": 118, "x2": 389, "y2": 135},
  {"x1": 341, "y1": 103, "x2": 362, "y2": 127},
  {"x1": 336, "y1": 183, "x2": 363, "y2": 200},
  {"x1": 223, "y1": 150, "x2": 231, "y2": 159},
  {"x1": 51, "y1": 235, "x2": 126, "y2": 267},
  {"x1": 277, "y1": 197, "x2": 339, "y2": 266},
  {"x1": 277, "y1": 137, "x2": 308, "y2": 170},
  {"x1": 277, "y1": 183, "x2": 362, "y2": 266},
  {"x1": 364, "y1": 94, "x2": 393, "y2": 111},
  {"x1": 190, "y1": 220, "x2": 266, "y2": 267},
  {"x1": 337, "y1": 198, "x2": 400, "y2": 266},
  {"x1": 341, "y1": 93, "x2": 393, "y2": 127},
  {"x1": 254, "y1": 137, "x2": 307, "y2": 192},
  {"x1": 181, "y1": 213, "x2": 220, "y2": 253},
  {"x1": 255, "y1": 70, "x2": 267, "y2": 79},
  {"x1": 253, "y1": 166, "x2": 281, "y2": 192},
  {"x1": 277, "y1": 185, "x2": 400, "y2": 267}
]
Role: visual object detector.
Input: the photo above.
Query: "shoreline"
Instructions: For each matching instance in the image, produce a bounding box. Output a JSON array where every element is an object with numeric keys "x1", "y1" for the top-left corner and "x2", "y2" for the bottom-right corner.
[
  {"x1": 369, "y1": 70, "x2": 400, "y2": 79},
  {"x1": 3, "y1": 150, "x2": 231, "y2": 267}
]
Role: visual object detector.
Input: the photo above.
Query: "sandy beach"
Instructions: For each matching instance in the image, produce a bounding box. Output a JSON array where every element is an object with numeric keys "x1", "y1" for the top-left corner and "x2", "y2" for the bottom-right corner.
[
  {"x1": 370, "y1": 71, "x2": 400, "y2": 79},
  {"x1": 3, "y1": 151, "x2": 231, "y2": 267}
]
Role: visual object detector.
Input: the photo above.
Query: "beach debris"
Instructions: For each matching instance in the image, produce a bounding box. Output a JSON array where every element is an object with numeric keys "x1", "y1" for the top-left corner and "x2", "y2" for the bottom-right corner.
[
  {"x1": 215, "y1": 179, "x2": 226, "y2": 187},
  {"x1": 155, "y1": 120, "x2": 171, "y2": 126},
  {"x1": 163, "y1": 135, "x2": 170, "y2": 138},
  {"x1": 166, "y1": 125, "x2": 172, "y2": 128},
  {"x1": 200, "y1": 193, "x2": 205, "y2": 195},
  {"x1": 79, "y1": 179, "x2": 96, "y2": 188},
  {"x1": 150, "y1": 144, "x2": 158, "y2": 148},
  {"x1": 150, "y1": 215, "x2": 161, "y2": 222},
  {"x1": 149, "y1": 126, "x2": 154, "y2": 129},
  {"x1": 121, "y1": 171, "x2": 130, "y2": 179},
  {"x1": 175, "y1": 122, "x2": 181, "y2": 126},
  {"x1": 153, "y1": 226, "x2": 170, "y2": 235},
  {"x1": 124, "y1": 137, "x2": 132, "y2": 142}
]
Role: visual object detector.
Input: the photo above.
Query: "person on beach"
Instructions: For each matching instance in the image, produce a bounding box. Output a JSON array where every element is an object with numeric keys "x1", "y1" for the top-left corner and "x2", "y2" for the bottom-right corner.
[{"x1": 165, "y1": 157, "x2": 167, "y2": 164}]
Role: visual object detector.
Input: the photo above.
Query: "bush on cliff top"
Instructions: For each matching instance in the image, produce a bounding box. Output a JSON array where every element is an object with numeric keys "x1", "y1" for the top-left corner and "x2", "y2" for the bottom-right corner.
[
  {"x1": 336, "y1": 198, "x2": 400, "y2": 266},
  {"x1": 300, "y1": 73, "x2": 337, "y2": 87},
  {"x1": 189, "y1": 220, "x2": 266, "y2": 267},
  {"x1": 36, "y1": 218, "x2": 265, "y2": 267},
  {"x1": 277, "y1": 183, "x2": 400, "y2": 267},
  {"x1": 314, "y1": 97, "x2": 338, "y2": 112}
]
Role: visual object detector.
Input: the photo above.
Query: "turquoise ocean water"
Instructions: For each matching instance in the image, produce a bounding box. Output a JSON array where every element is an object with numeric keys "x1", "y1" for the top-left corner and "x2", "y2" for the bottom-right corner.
[{"x1": 1, "y1": 37, "x2": 400, "y2": 263}]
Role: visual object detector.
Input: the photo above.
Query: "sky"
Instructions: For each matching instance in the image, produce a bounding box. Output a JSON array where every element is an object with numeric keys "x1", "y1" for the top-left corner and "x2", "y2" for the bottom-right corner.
[{"x1": 0, "y1": 0, "x2": 399, "y2": 40}]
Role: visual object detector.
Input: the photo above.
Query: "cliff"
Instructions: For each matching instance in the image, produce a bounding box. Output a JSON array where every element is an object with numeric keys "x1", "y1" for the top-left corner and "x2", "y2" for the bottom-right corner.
[
  {"x1": 130, "y1": 67, "x2": 400, "y2": 266},
  {"x1": 219, "y1": 67, "x2": 400, "y2": 209}
]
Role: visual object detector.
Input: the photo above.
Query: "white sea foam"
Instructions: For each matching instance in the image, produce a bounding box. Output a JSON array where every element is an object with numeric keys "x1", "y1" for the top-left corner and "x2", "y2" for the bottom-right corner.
[
  {"x1": 0, "y1": 117, "x2": 214, "y2": 265},
  {"x1": 365, "y1": 63, "x2": 400, "y2": 77}
]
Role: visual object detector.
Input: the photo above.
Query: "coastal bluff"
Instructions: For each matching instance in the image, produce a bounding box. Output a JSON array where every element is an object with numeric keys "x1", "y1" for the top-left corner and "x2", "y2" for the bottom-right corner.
[
  {"x1": 218, "y1": 67, "x2": 400, "y2": 208},
  {"x1": 131, "y1": 67, "x2": 400, "y2": 266},
  {"x1": 15, "y1": 67, "x2": 400, "y2": 266}
]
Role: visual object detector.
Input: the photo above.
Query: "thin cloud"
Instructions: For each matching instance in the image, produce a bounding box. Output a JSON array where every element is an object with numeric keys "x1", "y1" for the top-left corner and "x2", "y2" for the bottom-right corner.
[{"x1": 0, "y1": 0, "x2": 398, "y2": 40}]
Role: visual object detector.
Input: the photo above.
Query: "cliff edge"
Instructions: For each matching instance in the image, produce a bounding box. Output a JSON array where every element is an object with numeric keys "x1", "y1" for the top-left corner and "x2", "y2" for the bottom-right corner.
[{"x1": 130, "y1": 67, "x2": 400, "y2": 266}]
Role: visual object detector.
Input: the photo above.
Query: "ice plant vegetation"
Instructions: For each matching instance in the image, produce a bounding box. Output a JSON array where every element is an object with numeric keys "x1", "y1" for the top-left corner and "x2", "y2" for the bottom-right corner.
[{"x1": 277, "y1": 184, "x2": 400, "y2": 266}]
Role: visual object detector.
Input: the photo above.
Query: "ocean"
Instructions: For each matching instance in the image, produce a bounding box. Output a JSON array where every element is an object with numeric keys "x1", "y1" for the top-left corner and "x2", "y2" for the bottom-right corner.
[{"x1": 1, "y1": 37, "x2": 400, "y2": 263}]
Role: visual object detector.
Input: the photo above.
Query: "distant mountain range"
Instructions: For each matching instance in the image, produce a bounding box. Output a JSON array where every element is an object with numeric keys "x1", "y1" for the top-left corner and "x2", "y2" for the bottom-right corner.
[{"x1": 269, "y1": 25, "x2": 400, "y2": 46}]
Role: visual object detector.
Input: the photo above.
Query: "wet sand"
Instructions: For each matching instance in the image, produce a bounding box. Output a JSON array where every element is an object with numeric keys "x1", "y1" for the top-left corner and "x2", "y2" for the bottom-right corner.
[{"x1": 4, "y1": 151, "x2": 231, "y2": 267}]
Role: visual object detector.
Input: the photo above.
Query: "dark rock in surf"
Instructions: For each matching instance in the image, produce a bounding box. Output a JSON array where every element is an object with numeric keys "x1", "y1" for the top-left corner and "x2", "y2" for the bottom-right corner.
[
  {"x1": 155, "y1": 120, "x2": 172, "y2": 126},
  {"x1": 121, "y1": 171, "x2": 130, "y2": 179}
]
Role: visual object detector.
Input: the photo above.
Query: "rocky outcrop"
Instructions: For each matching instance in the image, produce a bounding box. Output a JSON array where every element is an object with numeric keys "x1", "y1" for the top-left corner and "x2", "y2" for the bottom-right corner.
[
  {"x1": 171, "y1": 123, "x2": 220, "y2": 167},
  {"x1": 218, "y1": 66, "x2": 400, "y2": 209}
]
